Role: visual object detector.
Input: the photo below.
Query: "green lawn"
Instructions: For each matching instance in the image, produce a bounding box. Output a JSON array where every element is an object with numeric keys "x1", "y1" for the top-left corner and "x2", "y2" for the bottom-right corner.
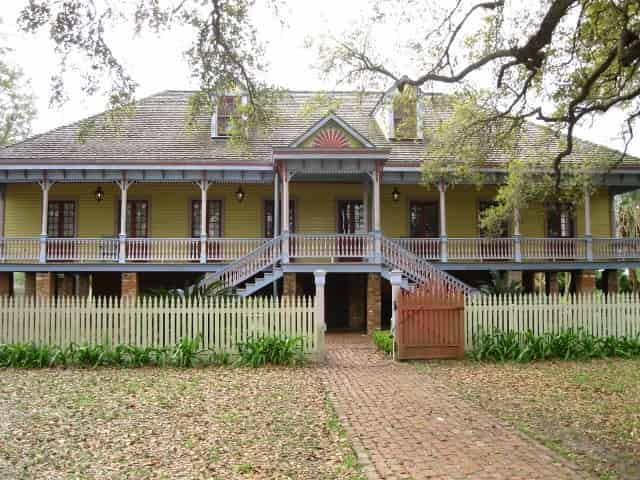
[
  {"x1": 417, "y1": 358, "x2": 640, "y2": 480},
  {"x1": 0, "y1": 366, "x2": 363, "y2": 479}
]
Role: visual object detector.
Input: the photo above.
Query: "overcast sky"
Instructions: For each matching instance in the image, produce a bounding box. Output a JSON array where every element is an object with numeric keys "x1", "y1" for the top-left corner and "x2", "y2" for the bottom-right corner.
[{"x1": 1, "y1": 0, "x2": 638, "y2": 156}]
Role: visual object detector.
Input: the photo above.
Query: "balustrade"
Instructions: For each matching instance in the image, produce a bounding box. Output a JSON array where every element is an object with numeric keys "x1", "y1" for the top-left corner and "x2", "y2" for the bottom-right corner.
[{"x1": 0, "y1": 235, "x2": 637, "y2": 264}]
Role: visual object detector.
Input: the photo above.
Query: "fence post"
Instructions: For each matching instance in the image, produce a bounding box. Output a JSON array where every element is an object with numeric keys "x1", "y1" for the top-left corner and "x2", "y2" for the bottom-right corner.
[
  {"x1": 389, "y1": 270, "x2": 403, "y2": 360},
  {"x1": 313, "y1": 269, "x2": 326, "y2": 360}
]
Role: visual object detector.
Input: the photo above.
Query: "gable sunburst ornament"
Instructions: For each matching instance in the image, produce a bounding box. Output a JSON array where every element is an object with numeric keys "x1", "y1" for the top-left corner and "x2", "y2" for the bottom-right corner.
[{"x1": 312, "y1": 127, "x2": 350, "y2": 148}]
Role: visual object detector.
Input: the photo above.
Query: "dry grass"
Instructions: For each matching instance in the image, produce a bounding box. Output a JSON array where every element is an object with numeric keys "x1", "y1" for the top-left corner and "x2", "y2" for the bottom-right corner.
[
  {"x1": 0, "y1": 366, "x2": 364, "y2": 479},
  {"x1": 417, "y1": 358, "x2": 640, "y2": 480}
]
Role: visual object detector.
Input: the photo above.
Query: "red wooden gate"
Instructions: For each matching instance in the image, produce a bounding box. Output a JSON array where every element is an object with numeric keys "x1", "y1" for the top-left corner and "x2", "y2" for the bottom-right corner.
[{"x1": 396, "y1": 282, "x2": 465, "y2": 360}]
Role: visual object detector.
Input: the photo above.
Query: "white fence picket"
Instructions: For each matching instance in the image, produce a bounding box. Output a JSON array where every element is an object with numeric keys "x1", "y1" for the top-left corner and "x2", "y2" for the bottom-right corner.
[
  {"x1": 465, "y1": 292, "x2": 640, "y2": 350},
  {"x1": 0, "y1": 294, "x2": 320, "y2": 357}
]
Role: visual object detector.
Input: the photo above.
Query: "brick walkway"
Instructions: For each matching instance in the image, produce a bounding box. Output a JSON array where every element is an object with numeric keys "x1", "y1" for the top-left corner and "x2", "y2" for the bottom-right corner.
[{"x1": 322, "y1": 334, "x2": 587, "y2": 480}]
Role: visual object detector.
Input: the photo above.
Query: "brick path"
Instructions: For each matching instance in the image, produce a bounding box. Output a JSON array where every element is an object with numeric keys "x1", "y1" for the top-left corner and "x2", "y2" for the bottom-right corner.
[{"x1": 322, "y1": 334, "x2": 587, "y2": 480}]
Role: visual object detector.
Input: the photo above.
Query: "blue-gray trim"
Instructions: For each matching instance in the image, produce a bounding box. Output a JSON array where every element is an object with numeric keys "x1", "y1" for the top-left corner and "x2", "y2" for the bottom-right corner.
[
  {"x1": 0, "y1": 264, "x2": 227, "y2": 273},
  {"x1": 0, "y1": 260, "x2": 637, "y2": 274},
  {"x1": 283, "y1": 263, "x2": 383, "y2": 273}
]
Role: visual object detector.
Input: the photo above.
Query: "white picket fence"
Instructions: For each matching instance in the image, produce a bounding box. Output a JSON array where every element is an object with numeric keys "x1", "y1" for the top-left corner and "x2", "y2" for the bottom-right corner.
[
  {"x1": 0, "y1": 295, "x2": 322, "y2": 357},
  {"x1": 465, "y1": 292, "x2": 640, "y2": 350}
]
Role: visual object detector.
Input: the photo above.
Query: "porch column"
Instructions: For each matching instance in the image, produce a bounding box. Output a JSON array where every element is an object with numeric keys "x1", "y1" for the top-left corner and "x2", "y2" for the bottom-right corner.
[
  {"x1": 38, "y1": 180, "x2": 53, "y2": 263},
  {"x1": 362, "y1": 180, "x2": 369, "y2": 232},
  {"x1": 197, "y1": 179, "x2": 211, "y2": 264},
  {"x1": 281, "y1": 169, "x2": 290, "y2": 262},
  {"x1": 313, "y1": 270, "x2": 326, "y2": 360},
  {"x1": 438, "y1": 180, "x2": 448, "y2": 262},
  {"x1": 584, "y1": 186, "x2": 593, "y2": 261},
  {"x1": 372, "y1": 169, "x2": 381, "y2": 261},
  {"x1": 513, "y1": 207, "x2": 522, "y2": 262},
  {"x1": 273, "y1": 172, "x2": 280, "y2": 297},
  {"x1": 116, "y1": 178, "x2": 133, "y2": 264},
  {"x1": 389, "y1": 270, "x2": 402, "y2": 342}
]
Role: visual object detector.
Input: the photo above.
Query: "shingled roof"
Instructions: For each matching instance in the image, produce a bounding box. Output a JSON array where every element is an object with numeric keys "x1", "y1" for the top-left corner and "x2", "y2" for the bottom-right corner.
[{"x1": 0, "y1": 90, "x2": 636, "y2": 169}]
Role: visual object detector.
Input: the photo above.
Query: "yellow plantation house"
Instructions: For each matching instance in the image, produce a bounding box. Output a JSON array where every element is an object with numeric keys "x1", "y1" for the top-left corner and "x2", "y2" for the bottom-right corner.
[{"x1": 0, "y1": 89, "x2": 636, "y2": 332}]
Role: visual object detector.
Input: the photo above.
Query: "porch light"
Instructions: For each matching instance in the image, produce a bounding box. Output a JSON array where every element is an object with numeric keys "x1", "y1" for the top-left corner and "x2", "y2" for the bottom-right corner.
[
  {"x1": 235, "y1": 186, "x2": 245, "y2": 203},
  {"x1": 94, "y1": 186, "x2": 105, "y2": 202},
  {"x1": 392, "y1": 187, "x2": 400, "y2": 202}
]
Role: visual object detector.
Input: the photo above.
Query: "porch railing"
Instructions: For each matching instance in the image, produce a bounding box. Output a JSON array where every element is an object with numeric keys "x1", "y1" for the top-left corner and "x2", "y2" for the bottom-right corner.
[
  {"x1": 520, "y1": 237, "x2": 587, "y2": 260},
  {"x1": 289, "y1": 233, "x2": 374, "y2": 259},
  {"x1": 0, "y1": 235, "x2": 639, "y2": 264},
  {"x1": 448, "y1": 237, "x2": 514, "y2": 261},
  {"x1": 0, "y1": 238, "x2": 40, "y2": 263},
  {"x1": 126, "y1": 238, "x2": 200, "y2": 263}
]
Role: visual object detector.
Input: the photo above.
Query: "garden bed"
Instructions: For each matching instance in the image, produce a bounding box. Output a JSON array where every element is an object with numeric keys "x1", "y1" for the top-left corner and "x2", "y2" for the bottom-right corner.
[
  {"x1": 0, "y1": 366, "x2": 363, "y2": 479},
  {"x1": 417, "y1": 358, "x2": 640, "y2": 479}
]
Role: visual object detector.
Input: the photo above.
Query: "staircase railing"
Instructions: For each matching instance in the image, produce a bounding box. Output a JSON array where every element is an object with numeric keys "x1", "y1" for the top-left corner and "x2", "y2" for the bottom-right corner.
[
  {"x1": 381, "y1": 236, "x2": 477, "y2": 295},
  {"x1": 201, "y1": 236, "x2": 283, "y2": 290}
]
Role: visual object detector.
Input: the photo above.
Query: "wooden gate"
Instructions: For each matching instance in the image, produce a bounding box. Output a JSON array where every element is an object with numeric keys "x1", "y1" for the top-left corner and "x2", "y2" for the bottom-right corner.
[{"x1": 396, "y1": 282, "x2": 465, "y2": 360}]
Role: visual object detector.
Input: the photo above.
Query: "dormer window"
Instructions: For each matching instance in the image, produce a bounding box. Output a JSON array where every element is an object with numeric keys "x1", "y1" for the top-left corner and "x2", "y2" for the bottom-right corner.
[
  {"x1": 213, "y1": 95, "x2": 239, "y2": 138},
  {"x1": 392, "y1": 88, "x2": 418, "y2": 140}
]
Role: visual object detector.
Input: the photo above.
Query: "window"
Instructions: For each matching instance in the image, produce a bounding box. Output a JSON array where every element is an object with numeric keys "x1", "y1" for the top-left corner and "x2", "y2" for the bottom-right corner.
[
  {"x1": 126, "y1": 200, "x2": 149, "y2": 238},
  {"x1": 215, "y1": 95, "x2": 239, "y2": 137},
  {"x1": 392, "y1": 89, "x2": 418, "y2": 139},
  {"x1": 191, "y1": 200, "x2": 222, "y2": 237},
  {"x1": 338, "y1": 201, "x2": 366, "y2": 234},
  {"x1": 264, "y1": 200, "x2": 295, "y2": 237},
  {"x1": 547, "y1": 204, "x2": 575, "y2": 238},
  {"x1": 478, "y1": 201, "x2": 508, "y2": 237},
  {"x1": 409, "y1": 202, "x2": 439, "y2": 237},
  {"x1": 47, "y1": 201, "x2": 75, "y2": 237}
]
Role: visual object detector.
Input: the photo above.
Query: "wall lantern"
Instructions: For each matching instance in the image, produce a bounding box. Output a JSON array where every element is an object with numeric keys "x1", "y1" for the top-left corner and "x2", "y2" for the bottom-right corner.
[
  {"x1": 235, "y1": 185, "x2": 245, "y2": 203},
  {"x1": 392, "y1": 187, "x2": 400, "y2": 202},
  {"x1": 94, "y1": 185, "x2": 105, "y2": 202}
]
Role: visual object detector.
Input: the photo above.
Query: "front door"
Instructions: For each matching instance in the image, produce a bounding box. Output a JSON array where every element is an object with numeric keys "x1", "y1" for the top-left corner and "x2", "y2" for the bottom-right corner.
[
  {"x1": 337, "y1": 200, "x2": 365, "y2": 259},
  {"x1": 409, "y1": 202, "x2": 439, "y2": 258},
  {"x1": 47, "y1": 201, "x2": 76, "y2": 260},
  {"x1": 125, "y1": 200, "x2": 148, "y2": 260},
  {"x1": 126, "y1": 200, "x2": 149, "y2": 238},
  {"x1": 409, "y1": 202, "x2": 439, "y2": 237},
  {"x1": 338, "y1": 200, "x2": 365, "y2": 234}
]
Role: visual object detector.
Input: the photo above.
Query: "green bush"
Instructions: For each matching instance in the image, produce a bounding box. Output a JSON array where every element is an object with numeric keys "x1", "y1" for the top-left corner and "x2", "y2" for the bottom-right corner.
[
  {"x1": 372, "y1": 330, "x2": 394, "y2": 354},
  {"x1": 236, "y1": 335, "x2": 305, "y2": 367},
  {"x1": 472, "y1": 328, "x2": 640, "y2": 362},
  {"x1": 0, "y1": 336, "x2": 229, "y2": 369}
]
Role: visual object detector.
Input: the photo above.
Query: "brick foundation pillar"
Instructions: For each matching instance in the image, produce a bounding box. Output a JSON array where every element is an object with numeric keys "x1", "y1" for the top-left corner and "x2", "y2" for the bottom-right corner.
[
  {"x1": 60, "y1": 274, "x2": 75, "y2": 296},
  {"x1": 603, "y1": 269, "x2": 619, "y2": 294},
  {"x1": 78, "y1": 274, "x2": 91, "y2": 297},
  {"x1": 366, "y1": 273, "x2": 381, "y2": 334},
  {"x1": 36, "y1": 272, "x2": 55, "y2": 298},
  {"x1": 0, "y1": 272, "x2": 12, "y2": 296},
  {"x1": 282, "y1": 272, "x2": 296, "y2": 297},
  {"x1": 24, "y1": 273, "x2": 36, "y2": 297},
  {"x1": 121, "y1": 272, "x2": 139, "y2": 300},
  {"x1": 546, "y1": 272, "x2": 559, "y2": 295},
  {"x1": 576, "y1": 270, "x2": 596, "y2": 293},
  {"x1": 348, "y1": 275, "x2": 366, "y2": 331}
]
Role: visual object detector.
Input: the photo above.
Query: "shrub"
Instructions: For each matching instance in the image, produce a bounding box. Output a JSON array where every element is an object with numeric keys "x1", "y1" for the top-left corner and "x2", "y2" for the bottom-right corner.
[
  {"x1": 0, "y1": 336, "x2": 229, "y2": 369},
  {"x1": 372, "y1": 330, "x2": 394, "y2": 354},
  {"x1": 472, "y1": 328, "x2": 640, "y2": 362},
  {"x1": 236, "y1": 335, "x2": 305, "y2": 367}
]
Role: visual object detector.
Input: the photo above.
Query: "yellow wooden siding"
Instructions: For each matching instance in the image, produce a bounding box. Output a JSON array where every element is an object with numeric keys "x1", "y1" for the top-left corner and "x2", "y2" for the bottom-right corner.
[{"x1": 3, "y1": 182, "x2": 612, "y2": 239}]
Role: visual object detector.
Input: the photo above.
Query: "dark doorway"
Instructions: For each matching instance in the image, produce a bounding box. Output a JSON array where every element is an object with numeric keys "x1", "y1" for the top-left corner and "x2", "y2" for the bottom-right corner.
[
  {"x1": 409, "y1": 202, "x2": 439, "y2": 237},
  {"x1": 325, "y1": 273, "x2": 366, "y2": 332}
]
